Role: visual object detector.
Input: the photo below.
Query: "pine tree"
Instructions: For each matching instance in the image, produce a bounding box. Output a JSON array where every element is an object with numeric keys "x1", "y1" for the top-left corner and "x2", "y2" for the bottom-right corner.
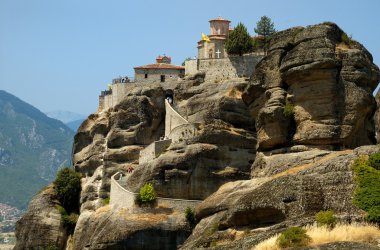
[
  {"x1": 254, "y1": 16, "x2": 276, "y2": 54},
  {"x1": 225, "y1": 22, "x2": 254, "y2": 56}
]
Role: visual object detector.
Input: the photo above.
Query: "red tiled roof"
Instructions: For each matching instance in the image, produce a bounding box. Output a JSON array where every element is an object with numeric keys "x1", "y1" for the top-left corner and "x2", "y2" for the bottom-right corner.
[{"x1": 134, "y1": 63, "x2": 185, "y2": 70}]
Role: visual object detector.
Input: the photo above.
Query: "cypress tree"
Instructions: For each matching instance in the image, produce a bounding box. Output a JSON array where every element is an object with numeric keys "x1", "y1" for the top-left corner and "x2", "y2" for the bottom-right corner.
[{"x1": 225, "y1": 22, "x2": 254, "y2": 56}]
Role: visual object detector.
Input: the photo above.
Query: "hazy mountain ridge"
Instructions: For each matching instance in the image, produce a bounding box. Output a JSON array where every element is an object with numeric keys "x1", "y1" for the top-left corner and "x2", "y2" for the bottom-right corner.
[
  {"x1": 45, "y1": 110, "x2": 87, "y2": 124},
  {"x1": 0, "y1": 90, "x2": 74, "y2": 209},
  {"x1": 65, "y1": 118, "x2": 86, "y2": 132}
]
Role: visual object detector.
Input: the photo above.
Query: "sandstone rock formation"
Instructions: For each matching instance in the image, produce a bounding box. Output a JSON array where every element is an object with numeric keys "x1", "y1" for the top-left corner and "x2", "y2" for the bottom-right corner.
[
  {"x1": 68, "y1": 76, "x2": 256, "y2": 248},
  {"x1": 72, "y1": 206, "x2": 190, "y2": 250},
  {"x1": 14, "y1": 22, "x2": 380, "y2": 250},
  {"x1": 242, "y1": 23, "x2": 380, "y2": 152},
  {"x1": 14, "y1": 185, "x2": 67, "y2": 250},
  {"x1": 181, "y1": 146, "x2": 378, "y2": 249},
  {"x1": 181, "y1": 22, "x2": 380, "y2": 249}
]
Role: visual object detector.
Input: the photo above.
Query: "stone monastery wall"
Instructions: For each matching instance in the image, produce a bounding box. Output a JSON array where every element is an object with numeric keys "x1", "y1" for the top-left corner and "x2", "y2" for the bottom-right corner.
[
  {"x1": 139, "y1": 139, "x2": 172, "y2": 164},
  {"x1": 110, "y1": 172, "x2": 201, "y2": 210},
  {"x1": 165, "y1": 100, "x2": 189, "y2": 138},
  {"x1": 135, "y1": 68, "x2": 183, "y2": 83},
  {"x1": 185, "y1": 53, "x2": 263, "y2": 81}
]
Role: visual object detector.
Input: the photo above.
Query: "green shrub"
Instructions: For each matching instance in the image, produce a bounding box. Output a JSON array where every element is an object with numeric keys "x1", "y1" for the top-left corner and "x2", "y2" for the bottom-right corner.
[
  {"x1": 368, "y1": 152, "x2": 380, "y2": 170},
  {"x1": 62, "y1": 213, "x2": 79, "y2": 233},
  {"x1": 353, "y1": 156, "x2": 380, "y2": 224},
  {"x1": 366, "y1": 207, "x2": 380, "y2": 224},
  {"x1": 185, "y1": 207, "x2": 195, "y2": 225},
  {"x1": 54, "y1": 167, "x2": 81, "y2": 213},
  {"x1": 315, "y1": 210, "x2": 337, "y2": 229},
  {"x1": 283, "y1": 100, "x2": 295, "y2": 118},
  {"x1": 341, "y1": 32, "x2": 353, "y2": 45},
  {"x1": 276, "y1": 227, "x2": 311, "y2": 248},
  {"x1": 103, "y1": 197, "x2": 110, "y2": 205},
  {"x1": 137, "y1": 183, "x2": 156, "y2": 204},
  {"x1": 56, "y1": 205, "x2": 79, "y2": 233}
]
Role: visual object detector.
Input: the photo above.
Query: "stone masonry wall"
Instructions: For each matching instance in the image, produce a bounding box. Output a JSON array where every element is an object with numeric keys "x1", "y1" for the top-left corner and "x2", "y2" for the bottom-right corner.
[
  {"x1": 185, "y1": 60, "x2": 198, "y2": 75},
  {"x1": 135, "y1": 69, "x2": 184, "y2": 83},
  {"x1": 185, "y1": 53, "x2": 263, "y2": 81},
  {"x1": 168, "y1": 123, "x2": 201, "y2": 143},
  {"x1": 165, "y1": 100, "x2": 188, "y2": 138},
  {"x1": 110, "y1": 173, "x2": 201, "y2": 210},
  {"x1": 139, "y1": 139, "x2": 172, "y2": 165},
  {"x1": 110, "y1": 173, "x2": 135, "y2": 209}
]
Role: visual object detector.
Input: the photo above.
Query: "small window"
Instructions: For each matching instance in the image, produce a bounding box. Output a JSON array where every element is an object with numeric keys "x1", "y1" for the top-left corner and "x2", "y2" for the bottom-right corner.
[
  {"x1": 160, "y1": 75, "x2": 165, "y2": 82},
  {"x1": 144, "y1": 73, "x2": 148, "y2": 79}
]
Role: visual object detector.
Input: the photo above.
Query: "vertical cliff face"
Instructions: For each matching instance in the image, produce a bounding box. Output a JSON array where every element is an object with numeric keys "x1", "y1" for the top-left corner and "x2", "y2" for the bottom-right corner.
[
  {"x1": 68, "y1": 76, "x2": 256, "y2": 248},
  {"x1": 182, "y1": 23, "x2": 380, "y2": 249},
  {"x1": 14, "y1": 22, "x2": 380, "y2": 250},
  {"x1": 14, "y1": 186, "x2": 67, "y2": 250},
  {"x1": 242, "y1": 23, "x2": 380, "y2": 152}
]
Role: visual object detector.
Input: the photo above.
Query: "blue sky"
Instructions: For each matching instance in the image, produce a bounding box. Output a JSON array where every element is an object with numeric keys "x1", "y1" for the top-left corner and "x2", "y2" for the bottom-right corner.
[{"x1": 1, "y1": 0, "x2": 379, "y2": 115}]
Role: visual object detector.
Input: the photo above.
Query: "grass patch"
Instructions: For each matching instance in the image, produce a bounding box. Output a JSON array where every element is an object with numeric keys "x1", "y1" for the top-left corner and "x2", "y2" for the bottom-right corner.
[
  {"x1": 56, "y1": 204, "x2": 79, "y2": 233},
  {"x1": 341, "y1": 32, "x2": 353, "y2": 45},
  {"x1": 368, "y1": 152, "x2": 380, "y2": 170},
  {"x1": 283, "y1": 100, "x2": 294, "y2": 118},
  {"x1": 352, "y1": 156, "x2": 380, "y2": 224},
  {"x1": 254, "y1": 223, "x2": 380, "y2": 250},
  {"x1": 185, "y1": 207, "x2": 195, "y2": 226},
  {"x1": 315, "y1": 210, "x2": 337, "y2": 229},
  {"x1": 103, "y1": 197, "x2": 110, "y2": 205},
  {"x1": 276, "y1": 227, "x2": 311, "y2": 248}
]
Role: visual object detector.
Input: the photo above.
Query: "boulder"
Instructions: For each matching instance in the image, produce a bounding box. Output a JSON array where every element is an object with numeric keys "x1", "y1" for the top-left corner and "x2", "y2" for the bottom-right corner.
[{"x1": 14, "y1": 185, "x2": 67, "y2": 250}]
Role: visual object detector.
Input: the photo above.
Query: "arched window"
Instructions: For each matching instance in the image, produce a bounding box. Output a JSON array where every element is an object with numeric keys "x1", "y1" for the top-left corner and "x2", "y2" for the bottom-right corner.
[{"x1": 209, "y1": 49, "x2": 214, "y2": 58}]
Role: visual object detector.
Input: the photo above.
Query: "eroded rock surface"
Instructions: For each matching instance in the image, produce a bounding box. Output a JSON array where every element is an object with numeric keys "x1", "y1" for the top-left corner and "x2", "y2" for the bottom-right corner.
[
  {"x1": 243, "y1": 23, "x2": 380, "y2": 151},
  {"x1": 72, "y1": 206, "x2": 190, "y2": 250},
  {"x1": 70, "y1": 77, "x2": 256, "y2": 248},
  {"x1": 14, "y1": 185, "x2": 67, "y2": 250},
  {"x1": 15, "y1": 22, "x2": 380, "y2": 250},
  {"x1": 181, "y1": 146, "x2": 379, "y2": 249}
]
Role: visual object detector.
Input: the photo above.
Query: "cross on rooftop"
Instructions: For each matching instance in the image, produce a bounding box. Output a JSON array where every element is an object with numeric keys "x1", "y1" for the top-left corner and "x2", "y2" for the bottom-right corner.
[{"x1": 216, "y1": 49, "x2": 222, "y2": 59}]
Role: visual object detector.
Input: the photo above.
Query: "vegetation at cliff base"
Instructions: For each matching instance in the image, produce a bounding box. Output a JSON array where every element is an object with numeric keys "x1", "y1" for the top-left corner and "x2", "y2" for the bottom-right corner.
[
  {"x1": 368, "y1": 152, "x2": 380, "y2": 170},
  {"x1": 276, "y1": 227, "x2": 311, "y2": 248},
  {"x1": 225, "y1": 22, "x2": 254, "y2": 56},
  {"x1": 315, "y1": 210, "x2": 337, "y2": 229},
  {"x1": 254, "y1": 223, "x2": 380, "y2": 250},
  {"x1": 353, "y1": 155, "x2": 380, "y2": 224},
  {"x1": 136, "y1": 183, "x2": 156, "y2": 205},
  {"x1": 53, "y1": 167, "x2": 81, "y2": 233}
]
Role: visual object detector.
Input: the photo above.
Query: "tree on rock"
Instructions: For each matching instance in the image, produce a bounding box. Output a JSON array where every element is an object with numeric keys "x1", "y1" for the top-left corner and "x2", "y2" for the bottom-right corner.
[
  {"x1": 225, "y1": 22, "x2": 254, "y2": 56},
  {"x1": 54, "y1": 167, "x2": 81, "y2": 213},
  {"x1": 254, "y1": 16, "x2": 276, "y2": 54}
]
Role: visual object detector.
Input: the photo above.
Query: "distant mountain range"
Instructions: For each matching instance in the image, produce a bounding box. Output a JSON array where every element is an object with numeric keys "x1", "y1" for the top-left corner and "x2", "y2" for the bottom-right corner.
[
  {"x1": 65, "y1": 119, "x2": 85, "y2": 132},
  {"x1": 45, "y1": 110, "x2": 87, "y2": 132},
  {"x1": 0, "y1": 90, "x2": 74, "y2": 209},
  {"x1": 45, "y1": 110, "x2": 87, "y2": 124}
]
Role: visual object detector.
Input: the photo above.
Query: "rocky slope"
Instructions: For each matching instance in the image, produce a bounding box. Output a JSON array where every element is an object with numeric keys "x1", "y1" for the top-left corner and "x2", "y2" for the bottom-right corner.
[
  {"x1": 14, "y1": 22, "x2": 380, "y2": 250},
  {"x1": 0, "y1": 90, "x2": 74, "y2": 209}
]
